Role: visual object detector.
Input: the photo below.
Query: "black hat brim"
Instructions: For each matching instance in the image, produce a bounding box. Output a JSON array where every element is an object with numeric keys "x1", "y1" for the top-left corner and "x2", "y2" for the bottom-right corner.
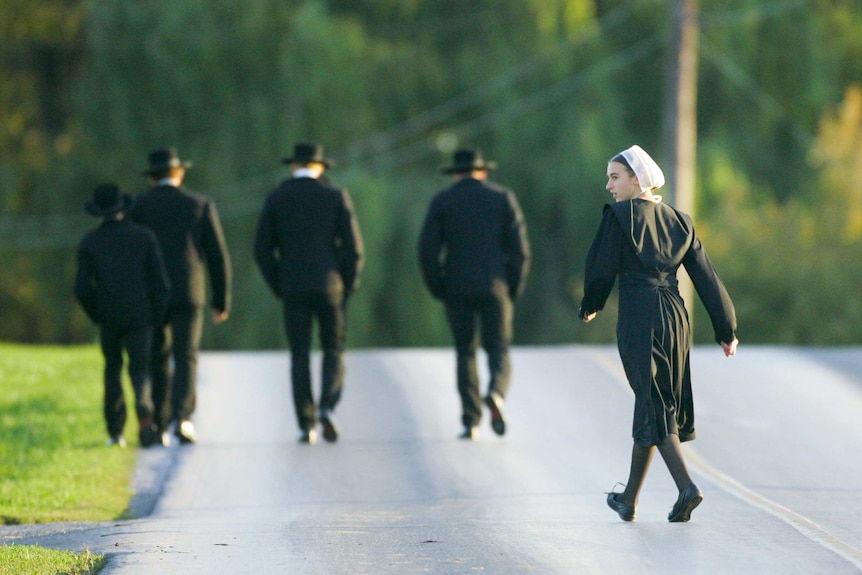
[
  {"x1": 281, "y1": 157, "x2": 335, "y2": 168},
  {"x1": 141, "y1": 160, "x2": 194, "y2": 176},
  {"x1": 440, "y1": 161, "x2": 497, "y2": 174},
  {"x1": 84, "y1": 194, "x2": 134, "y2": 217}
]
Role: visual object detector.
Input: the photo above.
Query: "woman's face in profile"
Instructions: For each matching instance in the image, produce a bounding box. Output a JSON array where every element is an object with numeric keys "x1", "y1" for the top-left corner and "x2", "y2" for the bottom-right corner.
[{"x1": 606, "y1": 161, "x2": 641, "y2": 202}]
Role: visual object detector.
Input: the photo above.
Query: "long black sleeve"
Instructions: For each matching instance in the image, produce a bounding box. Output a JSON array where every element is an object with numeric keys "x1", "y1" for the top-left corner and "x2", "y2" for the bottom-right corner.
[
  {"x1": 503, "y1": 191, "x2": 530, "y2": 299},
  {"x1": 74, "y1": 243, "x2": 100, "y2": 323},
  {"x1": 201, "y1": 202, "x2": 232, "y2": 314},
  {"x1": 682, "y1": 231, "x2": 737, "y2": 344},
  {"x1": 253, "y1": 200, "x2": 281, "y2": 298},
  {"x1": 146, "y1": 238, "x2": 171, "y2": 325},
  {"x1": 417, "y1": 198, "x2": 446, "y2": 300},
  {"x1": 337, "y1": 190, "x2": 365, "y2": 294},
  {"x1": 579, "y1": 206, "x2": 622, "y2": 317}
]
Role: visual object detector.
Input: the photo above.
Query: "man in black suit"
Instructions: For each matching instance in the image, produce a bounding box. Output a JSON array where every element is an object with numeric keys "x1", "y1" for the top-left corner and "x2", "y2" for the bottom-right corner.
[
  {"x1": 75, "y1": 184, "x2": 170, "y2": 448},
  {"x1": 254, "y1": 143, "x2": 364, "y2": 445},
  {"x1": 130, "y1": 148, "x2": 232, "y2": 445},
  {"x1": 418, "y1": 149, "x2": 530, "y2": 440}
]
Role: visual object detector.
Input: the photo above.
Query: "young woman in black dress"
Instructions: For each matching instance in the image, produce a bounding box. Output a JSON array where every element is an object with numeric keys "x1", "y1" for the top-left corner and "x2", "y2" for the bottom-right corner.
[{"x1": 579, "y1": 145, "x2": 739, "y2": 522}]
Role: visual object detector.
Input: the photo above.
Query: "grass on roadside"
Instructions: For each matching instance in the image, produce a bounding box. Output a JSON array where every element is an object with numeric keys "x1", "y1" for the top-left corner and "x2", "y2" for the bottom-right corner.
[
  {"x1": 0, "y1": 342, "x2": 147, "y2": 573},
  {"x1": 0, "y1": 544, "x2": 105, "y2": 575},
  {"x1": 0, "y1": 343, "x2": 139, "y2": 524}
]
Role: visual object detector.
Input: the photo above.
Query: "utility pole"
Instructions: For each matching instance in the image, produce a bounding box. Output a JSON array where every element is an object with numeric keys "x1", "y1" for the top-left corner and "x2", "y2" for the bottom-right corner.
[{"x1": 662, "y1": 0, "x2": 699, "y2": 309}]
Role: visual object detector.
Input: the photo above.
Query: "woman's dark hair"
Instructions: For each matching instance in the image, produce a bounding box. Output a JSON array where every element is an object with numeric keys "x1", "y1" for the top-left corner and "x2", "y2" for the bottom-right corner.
[{"x1": 611, "y1": 154, "x2": 635, "y2": 176}]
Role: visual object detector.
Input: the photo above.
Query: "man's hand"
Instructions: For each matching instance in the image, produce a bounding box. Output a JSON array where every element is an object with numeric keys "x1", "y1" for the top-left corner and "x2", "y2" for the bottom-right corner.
[{"x1": 213, "y1": 310, "x2": 229, "y2": 324}]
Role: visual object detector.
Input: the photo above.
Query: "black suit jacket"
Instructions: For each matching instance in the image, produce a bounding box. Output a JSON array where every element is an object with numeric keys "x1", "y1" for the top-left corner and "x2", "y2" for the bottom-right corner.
[
  {"x1": 130, "y1": 185, "x2": 231, "y2": 313},
  {"x1": 418, "y1": 177, "x2": 530, "y2": 300},
  {"x1": 254, "y1": 177, "x2": 364, "y2": 298},
  {"x1": 74, "y1": 218, "x2": 170, "y2": 329}
]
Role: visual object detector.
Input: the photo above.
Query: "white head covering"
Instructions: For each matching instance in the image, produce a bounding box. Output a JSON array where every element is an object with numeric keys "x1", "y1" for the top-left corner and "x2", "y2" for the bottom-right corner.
[{"x1": 619, "y1": 145, "x2": 665, "y2": 191}]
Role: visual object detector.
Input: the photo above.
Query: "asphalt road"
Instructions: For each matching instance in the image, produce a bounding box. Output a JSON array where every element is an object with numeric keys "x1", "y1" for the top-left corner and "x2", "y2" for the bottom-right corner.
[{"x1": 4, "y1": 345, "x2": 862, "y2": 574}]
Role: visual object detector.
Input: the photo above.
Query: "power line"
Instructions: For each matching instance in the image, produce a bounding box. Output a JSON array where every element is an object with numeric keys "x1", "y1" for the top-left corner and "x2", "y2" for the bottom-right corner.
[
  {"x1": 699, "y1": 39, "x2": 814, "y2": 148},
  {"x1": 162, "y1": 3, "x2": 649, "y2": 219},
  {"x1": 213, "y1": 35, "x2": 662, "y2": 221},
  {"x1": 341, "y1": 2, "x2": 640, "y2": 161},
  {"x1": 0, "y1": 0, "x2": 814, "y2": 250},
  {"x1": 700, "y1": 0, "x2": 809, "y2": 27},
  {"x1": 1, "y1": 4, "x2": 646, "y2": 248},
  {"x1": 357, "y1": 36, "x2": 662, "y2": 174},
  {"x1": 0, "y1": 33, "x2": 716, "y2": 251}
]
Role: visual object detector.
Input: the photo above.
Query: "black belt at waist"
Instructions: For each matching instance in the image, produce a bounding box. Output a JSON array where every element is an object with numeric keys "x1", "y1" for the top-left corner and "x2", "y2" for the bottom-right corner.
[{"x1": 619, "y1": 271, "x2": 678, "y2": 289}]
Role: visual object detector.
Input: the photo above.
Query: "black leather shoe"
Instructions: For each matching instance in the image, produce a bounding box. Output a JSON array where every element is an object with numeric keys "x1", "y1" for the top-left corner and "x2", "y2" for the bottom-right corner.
[
  {"x1": 668, "y1": 483, "x2": 703, "y2": 522},
  {"x1": 484, "y1": 392, "x2": 506, "y2": 436},
  {"x1": 606, "y1": 492, "x2": 636, "y2": 522},
  {"x1": 138, "y1": 417, "x2": 159, "y2": 448},
  {"x1": 320, "y1": 411, "x2": 338, "y2": 443}
]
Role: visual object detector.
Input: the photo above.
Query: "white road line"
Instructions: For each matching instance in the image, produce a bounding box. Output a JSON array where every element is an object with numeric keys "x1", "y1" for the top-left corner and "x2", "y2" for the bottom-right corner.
[
  {"x1": 685, "y1": 447, "x2": 862, "y2": 571},
  {"x1": 587, "y1": 347, "x2": 862, "y2": 572}
]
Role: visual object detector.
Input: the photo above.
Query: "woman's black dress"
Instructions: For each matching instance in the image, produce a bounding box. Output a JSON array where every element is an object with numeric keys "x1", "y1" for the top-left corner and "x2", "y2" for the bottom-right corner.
[{"x1": 580, "y1": 199, "x2": 737, "y2": 446}]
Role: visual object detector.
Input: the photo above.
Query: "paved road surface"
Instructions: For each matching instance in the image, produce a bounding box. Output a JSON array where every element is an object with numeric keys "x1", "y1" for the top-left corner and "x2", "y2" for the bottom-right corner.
[{"x1": 5, "y1": 346, "x2": 862, "y2": 574}]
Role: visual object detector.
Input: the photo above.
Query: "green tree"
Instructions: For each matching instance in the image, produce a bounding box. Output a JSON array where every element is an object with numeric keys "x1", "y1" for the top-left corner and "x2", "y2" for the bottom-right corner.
[
  {"x1": 3, "y1": 0, "x2": 862, "y2": 347},
  {"x1": 0, "y1": 0, "x2": 85, "y2": 343}
]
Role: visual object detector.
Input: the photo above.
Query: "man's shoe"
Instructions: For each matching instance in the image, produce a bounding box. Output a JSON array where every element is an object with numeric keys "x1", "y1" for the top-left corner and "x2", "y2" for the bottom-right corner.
[
  {"x1": 458, "y1": 427, "x2": 478, "y2": 440},
  {"x1": 299, "y1": 429, "x2": 317, "y2": 445},
  {"x1": 668, "y1": 483, "x2": 703, "y2": 522},
  {"x1": 606, "y1": 491, "x2": 636, "y2": 522},
  {"x1": 160, "y1": 430, "x2": 172, "y2": 447},
  {"x1": 484, "y1": 392, "x2": 506, "y2": 436},
  {"x1": 138, "y1": 417, "x2": 159, "y2": 448},
  {"x1": 107, "y1": 435, "x2": 127, "y2": 448},
  {"x1": 176, "y1": 420, "x2": 197, "y2": 444},
  {"x1": 319, "y1": 411, "x2": 338, "y2": 443}
]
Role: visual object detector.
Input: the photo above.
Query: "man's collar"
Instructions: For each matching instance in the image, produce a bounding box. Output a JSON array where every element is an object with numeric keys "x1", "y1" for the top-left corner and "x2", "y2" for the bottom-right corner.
[{"x1": 292, "y1": 167, "x2": 320, "y2": 179}]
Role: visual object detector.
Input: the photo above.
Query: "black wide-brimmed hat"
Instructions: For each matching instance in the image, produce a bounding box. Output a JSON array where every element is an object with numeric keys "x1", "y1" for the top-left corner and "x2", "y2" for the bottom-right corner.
[
  {"x1": 141, "y1": 147, "x2": 193, "y2": 176},
  {"x1": 281, "y1": 143, "x2": 335, "y2": 168},
  {"x1": 440, "y1": 149, "x2": 497, "y2": 174},
  {"x1": 84, "y1": 184, "x2": 134, "y2": 217}
]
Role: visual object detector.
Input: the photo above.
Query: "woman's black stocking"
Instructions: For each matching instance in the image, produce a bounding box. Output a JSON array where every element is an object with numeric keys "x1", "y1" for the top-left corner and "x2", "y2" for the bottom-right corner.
[
  {"x1": 657, "y1": 433, "x2": 693, "y2": 491},
  {"x1": 622, "y1": 442, "x2": 655, "y2": 506}
]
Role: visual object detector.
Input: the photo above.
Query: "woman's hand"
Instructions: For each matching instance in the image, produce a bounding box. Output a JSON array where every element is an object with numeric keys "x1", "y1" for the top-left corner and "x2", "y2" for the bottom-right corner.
[
  {"x1": 581, "y1": 311, "x2": 597, "y2": 323},
  {"x1": 721, "y1": 338, "x2": 738, "y2": 357}
]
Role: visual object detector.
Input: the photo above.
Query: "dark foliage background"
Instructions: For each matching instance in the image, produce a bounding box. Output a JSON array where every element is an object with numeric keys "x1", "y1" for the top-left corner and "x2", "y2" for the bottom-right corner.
[{"x1": 2, "y1": 0, "x2": 861, "y2": 349}]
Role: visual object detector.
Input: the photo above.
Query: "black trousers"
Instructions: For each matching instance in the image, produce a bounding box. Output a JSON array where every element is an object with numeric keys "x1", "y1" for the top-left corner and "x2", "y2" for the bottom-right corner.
[
  {"x1": 151, "y1": 306, "x2": 204, "y2": 431},
  {"x1": 282, "y1": 291, "x2": 346, "y2": 431},
  {"x1": 100, "y1": 323, "x2": 155, "y2": 437},
  {"x1": 445, "y1": 291, "x2": 513, "y2": 428}
]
